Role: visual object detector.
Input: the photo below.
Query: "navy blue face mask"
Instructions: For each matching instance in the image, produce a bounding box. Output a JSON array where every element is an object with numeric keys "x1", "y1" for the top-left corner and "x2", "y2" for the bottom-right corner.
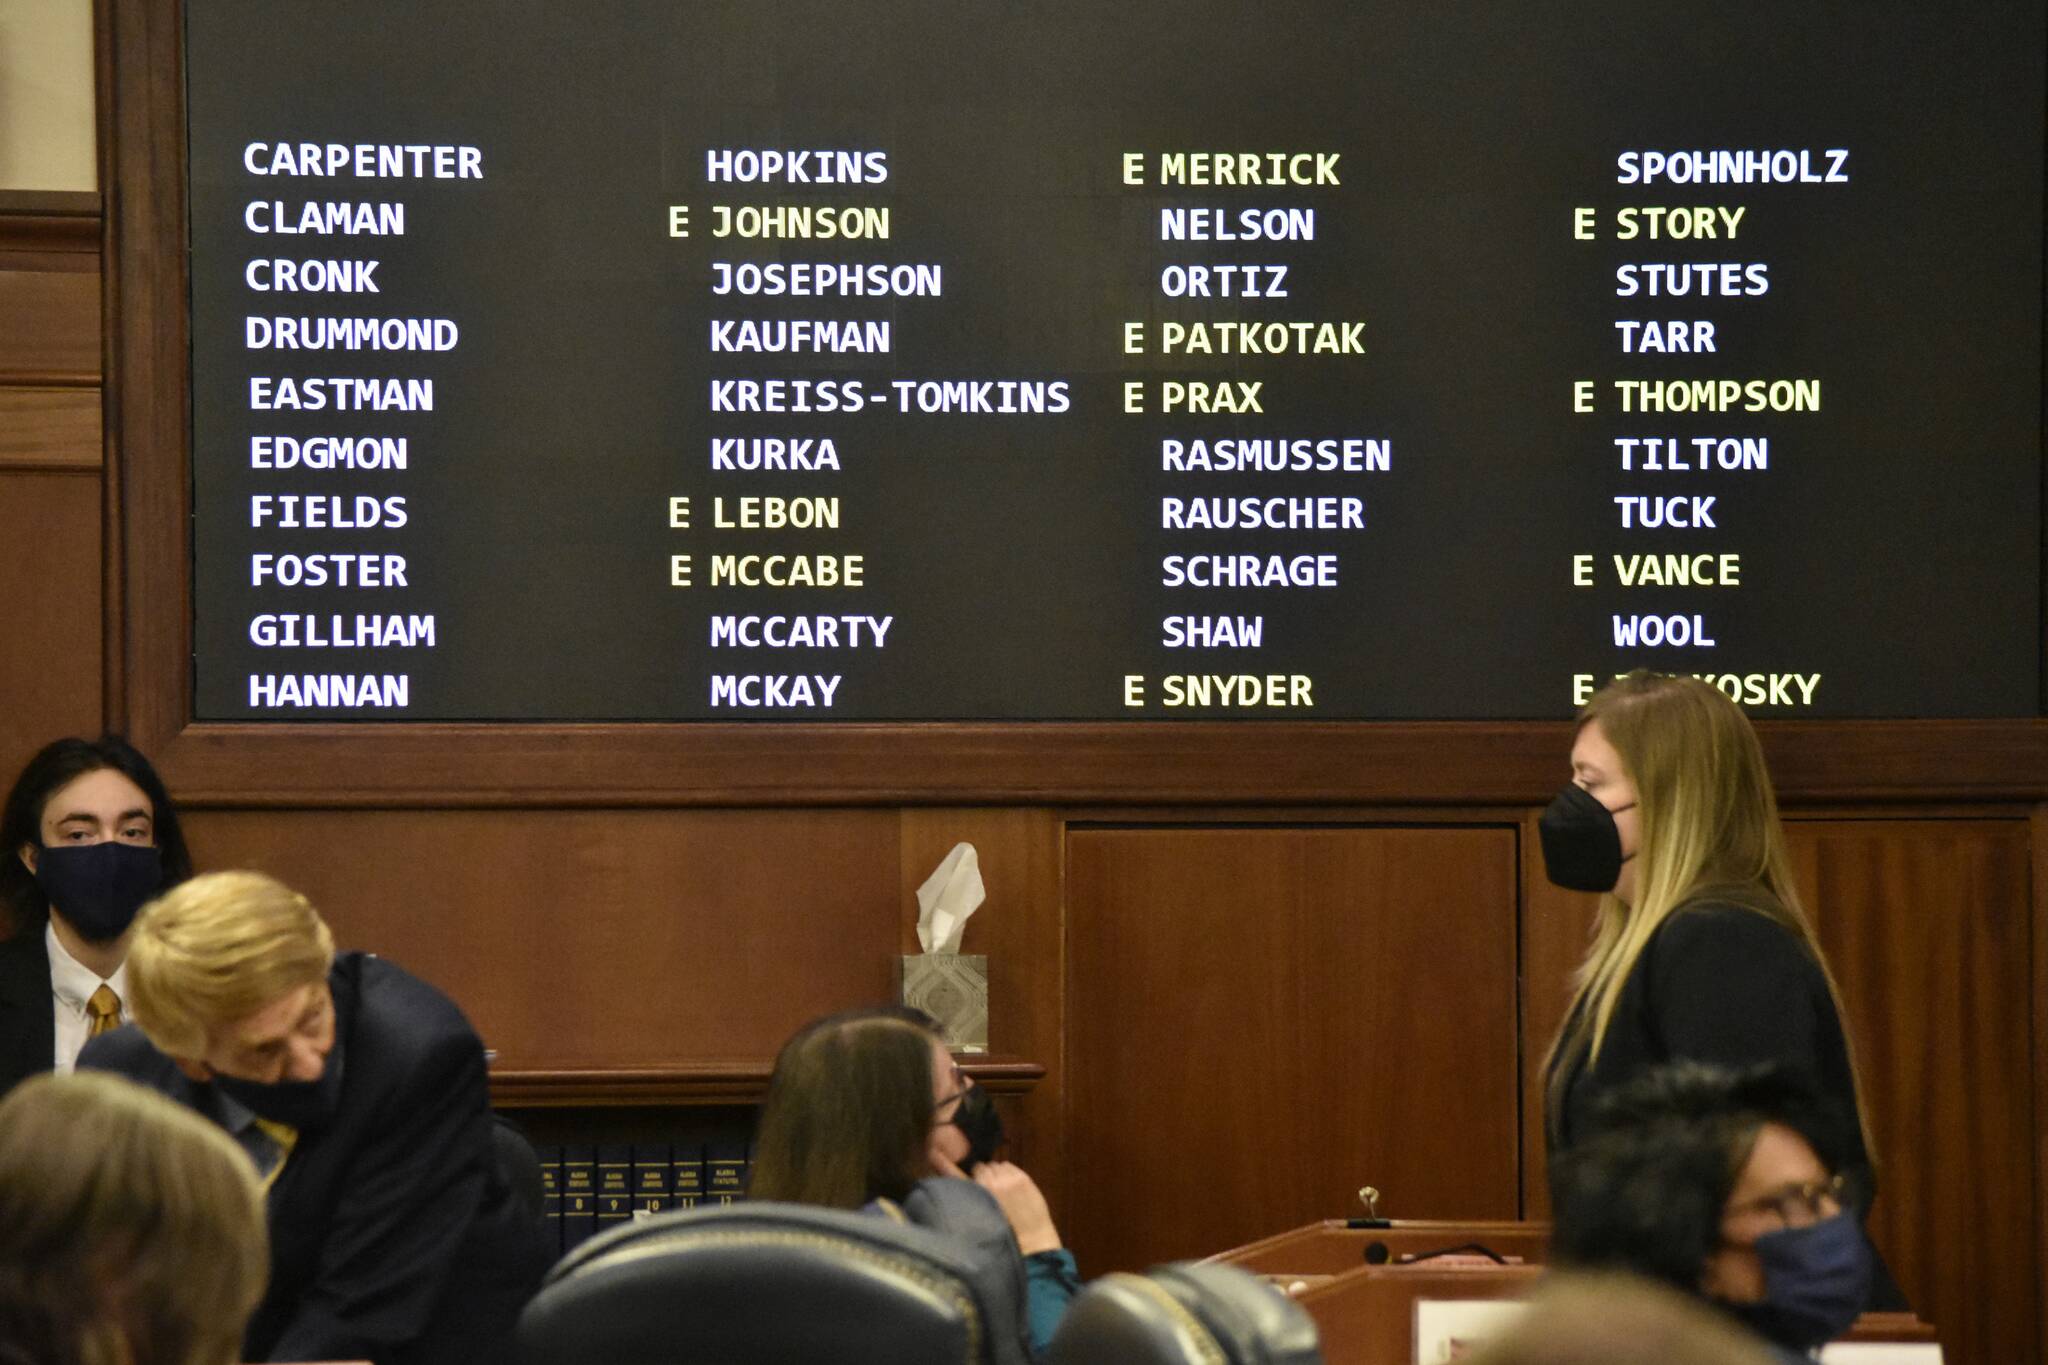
[
  {"x1": 213, "y1": 1046, "x2": 347, "y2": 1132},
  {"x1": 1729, "y1": 1212, "x2": 1873, "y2": 1351},
  {"x1": 32, "y1": 842, "x2": 163, "y2": 943}
]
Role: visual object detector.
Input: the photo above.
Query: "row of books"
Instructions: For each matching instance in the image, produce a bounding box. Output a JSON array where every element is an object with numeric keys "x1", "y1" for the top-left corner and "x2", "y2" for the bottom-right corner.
[{"x1": 539, "y1": 1140, "x2": 751, "y2": 1254}]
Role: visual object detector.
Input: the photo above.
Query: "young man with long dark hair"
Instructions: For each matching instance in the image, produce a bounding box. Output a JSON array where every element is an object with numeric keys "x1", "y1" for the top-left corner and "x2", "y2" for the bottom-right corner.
[{"x1": 0, "y1": 735, "x2": 193, "y2": 1095}]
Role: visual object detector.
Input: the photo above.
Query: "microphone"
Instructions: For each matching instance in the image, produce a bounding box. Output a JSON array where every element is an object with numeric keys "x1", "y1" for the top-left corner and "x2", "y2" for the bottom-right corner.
[{"x1": 1346, "y1": 1184, "x2": 1390, "y2": 1230}]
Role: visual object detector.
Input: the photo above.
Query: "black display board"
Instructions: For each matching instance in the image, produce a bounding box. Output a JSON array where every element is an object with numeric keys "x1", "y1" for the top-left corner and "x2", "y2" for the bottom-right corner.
[{"x1": 186, "y1": 1, "x2": 2044, "y2": 720}]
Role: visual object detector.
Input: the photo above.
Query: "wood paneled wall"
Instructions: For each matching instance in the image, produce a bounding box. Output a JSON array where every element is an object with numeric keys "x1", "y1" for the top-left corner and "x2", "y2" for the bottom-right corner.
[
  {"x1": 0, "y1": 193, "x2": 101, "y2": 787},
  {"x1": 184, "y1": 808, "x2": 905, "y2": 1068},
  {"x1": 4, "y1": 197, "x2": 2043, "y2": 1365},
  {"x1": 1065, "y1": 825, "x2": 1521, "y2": 1272},
  {"x1": 1794, "y1": 819, "x2": 2038, "y2": 1362}
]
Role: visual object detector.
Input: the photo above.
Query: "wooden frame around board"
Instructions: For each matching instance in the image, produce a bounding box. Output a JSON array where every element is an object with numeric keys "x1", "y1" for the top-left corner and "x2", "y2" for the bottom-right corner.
[{"x1": 97, "y1": 0, "x2": 2048, "y2": 810}]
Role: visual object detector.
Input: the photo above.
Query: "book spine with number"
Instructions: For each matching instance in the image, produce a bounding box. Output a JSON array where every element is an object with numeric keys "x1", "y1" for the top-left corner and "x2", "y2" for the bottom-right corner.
[
  {"x1": 561, "y1": 1145, "x2": 597, "y2": 1250},
  {"x1": 633, "y1": 1142, "x2": 671, "y2": 1219},
  {"x1": 672, "y1": 1141, "x2": 706, "y2": 1210},
  {"x1": 706, "y1": 1135, "x2": 747, "y2": 1205},
  {"x1": 596, "y1": 1143, "x2": 634, "y2": 1234}
]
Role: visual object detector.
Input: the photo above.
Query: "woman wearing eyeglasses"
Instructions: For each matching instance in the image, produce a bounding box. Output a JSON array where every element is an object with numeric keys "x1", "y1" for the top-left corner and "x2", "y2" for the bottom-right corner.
[
  {"x1": 750, "y1": 1008, "x2": 1079, "y2": 1357},
  {"x1": 1551, "y1": 1062, "x2": 1875, "y2": 1362},
  {"x1": 1536, "y1": 671, "x2": 1900, "y2": 1315}
]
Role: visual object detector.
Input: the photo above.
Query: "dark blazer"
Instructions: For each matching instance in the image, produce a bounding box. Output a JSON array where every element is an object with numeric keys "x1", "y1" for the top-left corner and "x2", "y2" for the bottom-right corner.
[
  {"x1": 1548, "y1": 898, "x2": 1870, "y2": 1179},
  {"x1": 80, "y1": 951, "x2": 551, "y2": 1365},
  {"x1": 0, "y1": 921, "x2": 55, "y2": 1098},
  {"x1": 1545, "y1": 897, "x2": 1906, "y2": 1309}
]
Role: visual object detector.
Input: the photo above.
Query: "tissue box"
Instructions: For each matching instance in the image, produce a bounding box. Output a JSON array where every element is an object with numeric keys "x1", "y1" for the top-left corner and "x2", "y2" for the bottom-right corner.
[{"x1": 898, "y1": 954, "x2": 988, "y2": 1053}]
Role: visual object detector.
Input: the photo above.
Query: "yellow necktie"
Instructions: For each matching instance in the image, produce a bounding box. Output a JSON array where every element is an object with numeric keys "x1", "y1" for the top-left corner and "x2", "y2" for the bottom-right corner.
[
  {"x1": 250, "y1": 1117, "x2": 299, "y2": 1192},
  {"x1": 85, "y1": 984, "x2": 121, "y2": 1037}
]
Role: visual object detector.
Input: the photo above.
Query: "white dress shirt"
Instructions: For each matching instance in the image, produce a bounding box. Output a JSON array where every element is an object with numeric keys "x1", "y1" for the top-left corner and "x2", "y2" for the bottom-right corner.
[{"x1": 46, "y1": 920, "x2": 129, "y2": 1074}]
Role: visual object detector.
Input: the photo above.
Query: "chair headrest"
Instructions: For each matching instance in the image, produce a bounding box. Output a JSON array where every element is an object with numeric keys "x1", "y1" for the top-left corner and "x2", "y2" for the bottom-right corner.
[
  {"x1": 1150, "y1": 1263, "x2": 1322, "y2": 1365},
  {"x1": 890, "y1": 1177, "x2": 1037, "y2": 1365},
  {"x1": 518, "y1": 1202, "x2": 993, "y2": 1365},
  {"x1": 1047, "y1": 1261, "x2": 1322, "y2": 1365}
]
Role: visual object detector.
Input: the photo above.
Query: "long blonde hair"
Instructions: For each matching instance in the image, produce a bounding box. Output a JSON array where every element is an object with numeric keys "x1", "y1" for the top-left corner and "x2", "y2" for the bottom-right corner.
[
  {"x1": 1543, "y1": 673, "x2": 1873, "y2": 1159},
  {"x1": 0, "y1": 1071, "x2": 268, "y2": 1365}
]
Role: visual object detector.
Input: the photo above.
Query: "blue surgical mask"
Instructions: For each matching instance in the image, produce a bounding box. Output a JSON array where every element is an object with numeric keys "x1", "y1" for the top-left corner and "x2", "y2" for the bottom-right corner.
[{"x1": 1730, "y1": 1212, "x2": 1873, "y2": 1351}]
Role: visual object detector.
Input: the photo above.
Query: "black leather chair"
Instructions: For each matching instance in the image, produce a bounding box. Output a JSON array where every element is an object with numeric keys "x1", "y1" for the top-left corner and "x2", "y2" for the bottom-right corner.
[
  {"x1": 1046, "y1": 1261, "x2": 1323, "y2": 1365},
  {"x1": 489, "y1": 1115, "x2": 545, "y2": 1224},
  {"x1": 516, "y1": 1200, "x2": 1014, "y2": 1365}
]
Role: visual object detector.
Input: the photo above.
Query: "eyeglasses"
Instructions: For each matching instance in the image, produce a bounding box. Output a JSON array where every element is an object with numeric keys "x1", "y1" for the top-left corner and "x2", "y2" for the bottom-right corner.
[
  {"x1": 931, "y1": 1063, "x2": 968, "y2": 1122},
  {"x1": 1723, "y1": 1173, "x2": 1848, "y2": 1228}
]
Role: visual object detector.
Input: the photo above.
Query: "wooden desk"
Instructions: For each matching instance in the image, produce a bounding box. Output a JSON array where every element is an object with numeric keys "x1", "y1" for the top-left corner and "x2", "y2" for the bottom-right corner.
[
  {"x1": 1290, "y1": 1264, "x2": 1543, "y2": 1363},
  {"x1": 1207, "y1": 1221, "x2": 1548, "y2": 1362},
  {"x1": 1210, "y1": 1219, "x2": 1550, "y2": 1278},
  {"x1": 1210, "y1": 1222, "x2": 1941, "y2": 1365}
]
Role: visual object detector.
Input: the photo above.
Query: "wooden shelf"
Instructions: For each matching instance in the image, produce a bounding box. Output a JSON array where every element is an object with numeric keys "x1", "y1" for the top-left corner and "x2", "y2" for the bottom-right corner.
[{"x1": 489, "y1": 1056, "x2": 1046, "y2": 1107}]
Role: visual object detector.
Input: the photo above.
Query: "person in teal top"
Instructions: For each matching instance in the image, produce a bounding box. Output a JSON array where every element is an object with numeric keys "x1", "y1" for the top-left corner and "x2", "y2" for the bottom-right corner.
[{"x1": 750, "y1": 1008, "x2": 1079, "y2": 1358}]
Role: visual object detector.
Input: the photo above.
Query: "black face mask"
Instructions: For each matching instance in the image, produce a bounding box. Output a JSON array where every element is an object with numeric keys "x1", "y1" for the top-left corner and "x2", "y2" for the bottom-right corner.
[
  {"x1": 1537, "y1": 784, "x2": 1636, "y2": 893},
  {"x1": 950, "y1": 1084, "x2": 1006, "y2": 1168},
  {"x1": 213, "y1": 1045, "x2": 346, "y2": 1132},
  {"x1": 32, "y1": 842, "x2": 163, "y2": 942}
]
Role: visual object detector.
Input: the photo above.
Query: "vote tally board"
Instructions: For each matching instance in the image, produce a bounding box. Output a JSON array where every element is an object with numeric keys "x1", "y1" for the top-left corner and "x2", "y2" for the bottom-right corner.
[{"x1": 184, "y1": 1, "x2": 2046, "y2": 721}]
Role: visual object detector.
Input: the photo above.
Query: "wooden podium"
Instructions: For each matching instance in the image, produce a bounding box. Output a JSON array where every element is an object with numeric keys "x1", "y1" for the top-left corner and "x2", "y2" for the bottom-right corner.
[
  {"x1": 1208, "y1": 1220, "x2": 1547, "y2": 1363},
  {"x1": 1214, "y1": 1219, "x2": 1552, "y2": 1278},
  {"x1": 1207, "y1": 1221, "x2": 1940, "y2": 1365}
]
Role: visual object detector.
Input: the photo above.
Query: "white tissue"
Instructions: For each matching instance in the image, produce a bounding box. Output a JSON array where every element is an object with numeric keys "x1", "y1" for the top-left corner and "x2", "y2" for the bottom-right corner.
[{"x1": 915, "y1": 842, "x2": 985, "y2": 954}]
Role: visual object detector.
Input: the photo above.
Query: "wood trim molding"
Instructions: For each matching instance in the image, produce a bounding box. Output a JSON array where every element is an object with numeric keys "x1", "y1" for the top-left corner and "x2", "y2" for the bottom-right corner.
[
  {"x1": 102, "y1": 0, "x2": 2048, "y2": 809},
  {"x1": 2033, "y1": 805, "x2": 2048, "y2": 1365},
  {"x1": 116, "y1": 719, "x2": 2048, "y2": 808},
  {"x1": 0, "y1": 462, "x2": 101, "y2": 476},
  {"x1": 488, "y1": 1057, "x2": 1046, "y2": 1107},
  {"x1": 0, "y1": 383, "x2": 102, "y2": 471},
  {"x1": 101, "y1": 0, "x2": 186, "y2": 736},
  {"x1": 0, "y1": 218, "x2": 100, "y2": 254},
  {"x1": 0, "y1": 191, "x2": 101, "y2": 215},
  {"x1": 0, "y1": 191, "x2": 102, "y2": 254},
  {"x1": 0, "y1": 370, "x2": 100, "y2": 389},
  {"x1": 0, "y1": 191, "x2": 102, "y2": 275}
]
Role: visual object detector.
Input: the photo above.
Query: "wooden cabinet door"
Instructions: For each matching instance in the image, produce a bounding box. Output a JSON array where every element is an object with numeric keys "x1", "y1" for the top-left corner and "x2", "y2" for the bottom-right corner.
[
  {"x1": 1065, "y1": 825, "x2": 1520, "y2": 1274},
  {"x1": 1791, "y1": 818, "x2": 2036, "y2": 1365}
]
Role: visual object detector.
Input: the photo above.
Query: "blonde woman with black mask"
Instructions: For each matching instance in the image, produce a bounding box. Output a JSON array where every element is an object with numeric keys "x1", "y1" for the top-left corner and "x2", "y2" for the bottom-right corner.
[{"x1": 1537, "y1": 670, "x2": 1903, "y2": 1314}]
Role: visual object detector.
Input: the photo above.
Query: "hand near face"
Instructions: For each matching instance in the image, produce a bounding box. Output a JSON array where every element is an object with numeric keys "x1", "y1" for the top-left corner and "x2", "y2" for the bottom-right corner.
[{"x1": 969, "y1": 1160, "x2": 1062, "y2": 1255}]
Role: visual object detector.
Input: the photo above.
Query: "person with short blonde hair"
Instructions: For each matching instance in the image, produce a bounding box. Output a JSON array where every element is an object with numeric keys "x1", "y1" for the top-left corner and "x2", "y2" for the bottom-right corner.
[
  {"x1": 0, "y1": 1069, "x2": 267, "y2": 1365},
  {"x1": 79, "y1": 870, "x2": 548, "y2": 1365},
  {"x1": 124, "y1": 869, "x2": 335, "y2": 1061}
]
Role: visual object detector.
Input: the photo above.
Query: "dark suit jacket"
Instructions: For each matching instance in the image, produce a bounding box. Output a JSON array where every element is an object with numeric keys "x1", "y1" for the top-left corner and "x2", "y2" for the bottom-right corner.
[
  {"x1": 80, "y1": 951, "x2": 550, "y2": 1365},
  {"x1": 1546, "y1": 898, "x2": 1869, "y2": 1180},
  {"x1": 1545, "y1": 896, "x2": 1907, "y2": 1309},
  {"x1": 0, "y1": 920, "x2": 56, "y2": 1098}
]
